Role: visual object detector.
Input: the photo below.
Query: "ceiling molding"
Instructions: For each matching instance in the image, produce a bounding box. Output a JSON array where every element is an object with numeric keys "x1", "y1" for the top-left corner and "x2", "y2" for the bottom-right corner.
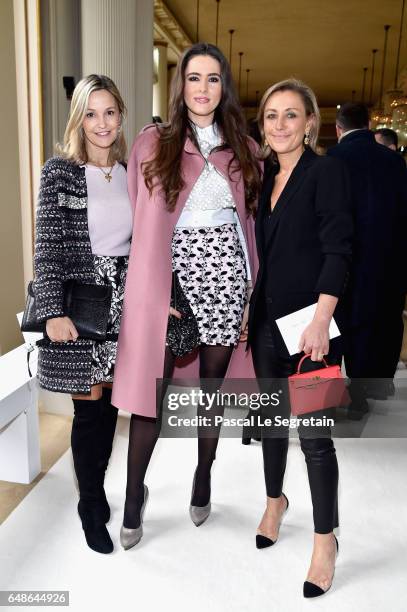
[
  {"x1": 154, "y1": 0, "x2": 192, "y2": 60},
  {"x1": 164, "y1": 0, "x2": 407, "y2": 107}
]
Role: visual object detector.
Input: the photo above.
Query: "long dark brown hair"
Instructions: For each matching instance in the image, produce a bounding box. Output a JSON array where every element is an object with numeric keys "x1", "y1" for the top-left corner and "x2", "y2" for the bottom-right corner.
[{"x1": 142, "y1": 43, "x2": 261, "y2": 215}]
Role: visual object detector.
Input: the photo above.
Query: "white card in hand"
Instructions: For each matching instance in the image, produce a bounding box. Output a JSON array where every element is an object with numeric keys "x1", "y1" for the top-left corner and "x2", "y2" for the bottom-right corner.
[{"x1": 275, "y1": 303, "x2": 340, "y2": 356}]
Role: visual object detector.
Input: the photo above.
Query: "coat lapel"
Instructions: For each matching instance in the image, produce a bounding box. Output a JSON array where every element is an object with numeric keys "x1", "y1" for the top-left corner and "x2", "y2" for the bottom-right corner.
[
  {"x1": 209, "y1": 146, "x2": 245, "y2": 220},
  {"x1": 170, "y1": 137, "x2": 205, "y2": 227}
]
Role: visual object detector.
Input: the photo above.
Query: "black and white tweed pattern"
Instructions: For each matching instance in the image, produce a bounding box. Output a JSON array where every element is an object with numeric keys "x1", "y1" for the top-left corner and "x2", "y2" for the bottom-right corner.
[{"x1": 34, "y1": 157, "x2": 99, "y2": 394}]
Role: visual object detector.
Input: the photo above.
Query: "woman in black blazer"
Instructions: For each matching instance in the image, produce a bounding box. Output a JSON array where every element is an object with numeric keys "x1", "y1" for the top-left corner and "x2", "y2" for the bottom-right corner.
[{"x1": 246, "y1": 79, "x2": 352, "y2": 598}]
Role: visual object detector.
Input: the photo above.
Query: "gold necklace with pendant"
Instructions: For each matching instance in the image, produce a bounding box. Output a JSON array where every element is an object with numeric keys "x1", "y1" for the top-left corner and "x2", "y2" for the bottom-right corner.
[{"x1": 99, "y1": 164, "x2": 114, "y2": 182}]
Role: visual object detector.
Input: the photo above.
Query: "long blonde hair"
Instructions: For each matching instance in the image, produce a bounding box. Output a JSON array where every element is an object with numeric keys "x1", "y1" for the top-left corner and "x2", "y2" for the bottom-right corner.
[
  {"x1": 257, "y1": 78, "x2": 321, "y2": 159},
  {"x1": 57, "y1": 74, "x2": 127, "y2": 164}
]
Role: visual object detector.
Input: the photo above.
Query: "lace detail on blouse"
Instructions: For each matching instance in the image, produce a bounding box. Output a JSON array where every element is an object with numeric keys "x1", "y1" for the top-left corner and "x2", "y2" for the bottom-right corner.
[{"x1": 183, "y1": 123, "x2": 235, "y2": 212}]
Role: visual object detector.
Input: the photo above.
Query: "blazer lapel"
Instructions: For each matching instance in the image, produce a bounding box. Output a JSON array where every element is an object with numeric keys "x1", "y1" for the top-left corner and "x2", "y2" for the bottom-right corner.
[
  {"x1": 262, "y1": 148, "x2": 316, "y2": 252},
  {"x1": 255, "y1": 169, "x2": 274, "y2": 258}
]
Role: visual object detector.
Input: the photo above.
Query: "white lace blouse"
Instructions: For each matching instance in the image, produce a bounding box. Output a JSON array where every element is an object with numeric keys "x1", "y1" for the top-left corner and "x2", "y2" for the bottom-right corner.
[{"x1": 176, "y1": 123, "x2": 251, "y2": 280}]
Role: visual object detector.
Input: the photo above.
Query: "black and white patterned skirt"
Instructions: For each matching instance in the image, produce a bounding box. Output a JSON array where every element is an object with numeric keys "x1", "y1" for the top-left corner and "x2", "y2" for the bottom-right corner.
[
  {"x1": 171, "y1": 223, "x2": 247, "y2": 346},
  {"x1": 90, "y1": 255, "x2": 128, "y2": 385}
]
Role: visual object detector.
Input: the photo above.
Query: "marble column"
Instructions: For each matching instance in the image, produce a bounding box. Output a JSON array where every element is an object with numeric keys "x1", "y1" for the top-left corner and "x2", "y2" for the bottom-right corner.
[
  {"x1": 167, "y1": 64, "x2": 177, "y2": 107},
  {"x1": 81, "y1": 0, "x2": 153, "y2": 144},
  {"x1": 153, "y1": 41, "x2": 168, "y2": 121}
]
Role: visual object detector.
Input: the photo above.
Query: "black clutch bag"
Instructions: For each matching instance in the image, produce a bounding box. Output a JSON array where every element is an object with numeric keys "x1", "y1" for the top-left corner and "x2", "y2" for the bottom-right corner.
[
  {"x1": 166, "y1": 271, "x2": 200, "y2": 357},
  {"x1": 21, "y1": 282, "x2": 44, "y2": 333},
  {"x1": 21, "y1": 280, "x2": 112, "y2": 341}
]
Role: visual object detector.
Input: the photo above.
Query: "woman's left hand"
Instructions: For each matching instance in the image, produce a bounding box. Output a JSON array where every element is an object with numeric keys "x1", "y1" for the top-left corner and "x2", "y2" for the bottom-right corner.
[
  {"x1": 298, "y1": 318, "x2": 330, "y2": 361},
  {"x1": 239, "y1": 303, "x2": 250, "y2": 342}
]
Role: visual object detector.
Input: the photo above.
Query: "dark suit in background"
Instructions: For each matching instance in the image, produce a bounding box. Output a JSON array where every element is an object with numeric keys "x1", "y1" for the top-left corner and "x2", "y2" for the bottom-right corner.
[{"x1": 328, "y1": 130, "x2": 407, "y2": 400}]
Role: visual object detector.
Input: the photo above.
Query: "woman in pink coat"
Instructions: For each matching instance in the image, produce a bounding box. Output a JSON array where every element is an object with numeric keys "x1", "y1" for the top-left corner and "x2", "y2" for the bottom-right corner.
[{"x1": 112, "y1": 43, "x2": 262, "y2": 549}]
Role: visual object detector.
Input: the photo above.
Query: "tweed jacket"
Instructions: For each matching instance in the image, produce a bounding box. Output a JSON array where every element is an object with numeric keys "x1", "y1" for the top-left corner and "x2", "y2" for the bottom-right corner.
[{"x1": 34, "y1": 156, "x2": 98, "y2": 394}]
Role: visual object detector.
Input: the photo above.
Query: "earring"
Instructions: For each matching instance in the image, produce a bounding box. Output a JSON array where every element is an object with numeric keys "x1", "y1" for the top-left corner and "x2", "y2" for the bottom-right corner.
[{"x1": 304, "y1": 132, "x2": 310, "y2": 145}]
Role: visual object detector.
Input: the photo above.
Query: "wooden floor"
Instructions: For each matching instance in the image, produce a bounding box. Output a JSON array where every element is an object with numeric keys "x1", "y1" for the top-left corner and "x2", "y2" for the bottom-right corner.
[{"x1": 0, "y1": 412, "x2": 72, "y2": 524}]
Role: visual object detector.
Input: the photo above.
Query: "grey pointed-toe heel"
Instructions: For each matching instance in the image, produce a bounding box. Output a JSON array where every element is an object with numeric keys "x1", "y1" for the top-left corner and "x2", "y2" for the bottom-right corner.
[
  {"x1": 189, "y1": 501, "x2": 211, "y2": 527},
  {"x1": 120, "y1": 484, "x2": 149, "y2": 550},
  {"x1": 189, "y1": 470, "x2": 211, "y2": 527}
]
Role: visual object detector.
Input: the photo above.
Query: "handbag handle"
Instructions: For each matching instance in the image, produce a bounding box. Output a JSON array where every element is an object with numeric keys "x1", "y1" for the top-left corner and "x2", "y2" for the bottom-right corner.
[{"x1": 296, "y1": 353, "x2": 328, "y2": 374}]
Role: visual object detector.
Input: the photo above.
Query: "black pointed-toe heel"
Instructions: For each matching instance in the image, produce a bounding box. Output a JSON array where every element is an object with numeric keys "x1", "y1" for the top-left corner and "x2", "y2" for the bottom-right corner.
[
  {"x1": 303, "y1": 535, "x2": 339, "y2": 598},
  {"x1": 255, "y1": 493, "x2": 289, "y2": 549},
  {"x1": 255, "y1": 534, "x2": 275, "y2": 548}
]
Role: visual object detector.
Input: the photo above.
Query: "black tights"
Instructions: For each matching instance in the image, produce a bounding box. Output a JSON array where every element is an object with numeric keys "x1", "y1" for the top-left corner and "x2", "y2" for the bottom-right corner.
[
  {"x1": 251, "y1": 312, "x2": 340, "y2": 534},
  {"x1": 123, "y1": 344, "x2": 234, "y2": 528}
]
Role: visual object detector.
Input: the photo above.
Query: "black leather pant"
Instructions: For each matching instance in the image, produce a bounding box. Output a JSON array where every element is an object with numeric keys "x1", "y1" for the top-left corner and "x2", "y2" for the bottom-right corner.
[{"x1": 251, "y1": 308, "x2": 339, "y2": 534}]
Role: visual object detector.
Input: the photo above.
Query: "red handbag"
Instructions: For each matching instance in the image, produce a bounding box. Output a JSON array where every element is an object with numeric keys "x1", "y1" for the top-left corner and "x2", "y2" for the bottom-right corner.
[{"x1": 288, "y1": 354, "x2": 350, "y2": 416}]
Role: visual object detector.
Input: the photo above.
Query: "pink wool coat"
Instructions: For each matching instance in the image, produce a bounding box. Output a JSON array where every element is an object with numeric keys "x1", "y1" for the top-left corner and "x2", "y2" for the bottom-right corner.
[{"x1": 112, "y1": 125, "x2": 260, "y2": 417}]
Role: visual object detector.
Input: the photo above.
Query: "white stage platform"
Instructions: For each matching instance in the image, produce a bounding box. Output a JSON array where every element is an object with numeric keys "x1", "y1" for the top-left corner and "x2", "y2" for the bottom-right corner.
[{"x1": 0, "y1": 427, "x2": 406, "y2": 612}]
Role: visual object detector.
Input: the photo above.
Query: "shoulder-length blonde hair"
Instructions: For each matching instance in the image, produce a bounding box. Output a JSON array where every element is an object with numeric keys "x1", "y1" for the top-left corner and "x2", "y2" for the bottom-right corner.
[
  {"x1": 57, "y1": 74, "x2": 127, "y2": 164},
  {"x1": 257, "y1": 78, "x2": 321, "y2": 160}
]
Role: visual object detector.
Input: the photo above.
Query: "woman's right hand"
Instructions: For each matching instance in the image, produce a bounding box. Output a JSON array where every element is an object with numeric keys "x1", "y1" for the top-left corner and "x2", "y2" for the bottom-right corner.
[
  {"x1": 169, "y1": 307, "x2": 182, "y2": 319},
  {"x1": 45, "y1": 317, "x2": 79, "y2": 342}
]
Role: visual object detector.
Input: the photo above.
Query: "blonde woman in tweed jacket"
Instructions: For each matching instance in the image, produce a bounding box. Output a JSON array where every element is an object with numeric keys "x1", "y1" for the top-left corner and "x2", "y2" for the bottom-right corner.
[{"x1": 34, "y1": 75, "x2": 131, "y2": 554}]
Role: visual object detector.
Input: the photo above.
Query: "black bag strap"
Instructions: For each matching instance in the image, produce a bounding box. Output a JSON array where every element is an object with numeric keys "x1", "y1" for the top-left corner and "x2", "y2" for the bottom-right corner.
[{"x1": 26, "y1": 344, "x2": 35, "y2": 378}]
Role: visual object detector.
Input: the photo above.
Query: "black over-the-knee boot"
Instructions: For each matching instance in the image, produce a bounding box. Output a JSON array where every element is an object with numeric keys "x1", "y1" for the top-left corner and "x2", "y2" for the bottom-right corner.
[
  {"x1": 97, "y1": 386, "x2": 118, "y2": 521},
  {"x1": 71, "y1": 397, "x2": 113, "y2": 554}
]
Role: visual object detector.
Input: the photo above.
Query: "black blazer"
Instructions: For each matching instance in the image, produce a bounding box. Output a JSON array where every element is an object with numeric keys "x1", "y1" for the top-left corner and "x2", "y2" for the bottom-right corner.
[{"x1": 248, "y1": 147, "x2": 353, "y2": 348}]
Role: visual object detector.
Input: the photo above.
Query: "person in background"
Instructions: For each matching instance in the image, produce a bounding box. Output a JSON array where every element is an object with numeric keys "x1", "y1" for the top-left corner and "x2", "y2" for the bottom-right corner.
[
  {"x1": 374, "y1": 127, "x2": 398, "y2": 151},
  {"x1": 316, "y1": 144, "x2": 327, "y2": 155},
  {"x1": 329, "y1": 103, "x2": 407, "y2": 416},
  {"x1": 34, "y1": 75, "x2": 131, "y2": 554}
]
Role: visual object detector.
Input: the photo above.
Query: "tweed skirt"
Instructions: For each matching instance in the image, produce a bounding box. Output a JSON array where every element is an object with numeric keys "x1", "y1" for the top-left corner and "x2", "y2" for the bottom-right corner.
[
  {"x1": 171, "y1": 223, "x2": 247, "y2": 346},
  {"x1": 37, "y1": 255, "x2": 128, "y2": 393}
]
